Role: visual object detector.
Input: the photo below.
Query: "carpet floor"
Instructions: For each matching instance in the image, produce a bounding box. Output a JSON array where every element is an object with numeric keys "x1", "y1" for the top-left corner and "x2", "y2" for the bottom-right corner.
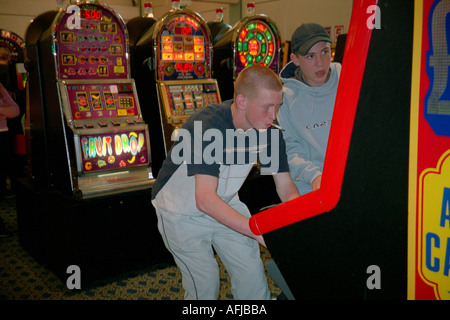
[{"x1": 0, "y1": 196, "x2": 282, "y2": 300}]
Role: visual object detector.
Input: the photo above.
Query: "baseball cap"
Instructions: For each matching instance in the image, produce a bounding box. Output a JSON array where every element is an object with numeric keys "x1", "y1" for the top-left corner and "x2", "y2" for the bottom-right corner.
[{"x1": 291, "y1": 23, "x2": 332, "y2": 55}]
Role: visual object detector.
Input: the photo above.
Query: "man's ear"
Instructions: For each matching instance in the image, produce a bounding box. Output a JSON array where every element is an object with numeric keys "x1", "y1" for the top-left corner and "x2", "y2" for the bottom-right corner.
[
  {"x1": 235, "y1": 94, "x2": 247, "y2": 111},
  {"x1": 290, "y1": 52, "x2": 300, "y2": 66}
]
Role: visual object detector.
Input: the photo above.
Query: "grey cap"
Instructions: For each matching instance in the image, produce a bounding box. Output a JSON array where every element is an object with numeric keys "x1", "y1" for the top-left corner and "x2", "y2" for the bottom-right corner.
[{"x1": 291, "y1": 23, "x2": 332, "y2": 55}]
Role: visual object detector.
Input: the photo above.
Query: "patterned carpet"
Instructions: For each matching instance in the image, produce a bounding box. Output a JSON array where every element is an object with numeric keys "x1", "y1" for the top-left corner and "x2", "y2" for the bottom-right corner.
[{"x1": 0, "y1": 196, "x2": 282, "y2": 300}]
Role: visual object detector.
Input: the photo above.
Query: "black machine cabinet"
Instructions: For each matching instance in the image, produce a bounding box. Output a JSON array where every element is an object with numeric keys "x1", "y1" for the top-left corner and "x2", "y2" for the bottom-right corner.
[{"x1": 262, "y1": 1, "x2": 412, "y2": 299}]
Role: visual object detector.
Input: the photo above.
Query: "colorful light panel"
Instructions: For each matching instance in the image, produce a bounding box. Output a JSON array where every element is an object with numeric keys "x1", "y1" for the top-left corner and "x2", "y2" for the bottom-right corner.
[{"x1": 237, "y1": 20, "x2": 276, "y2": 68}]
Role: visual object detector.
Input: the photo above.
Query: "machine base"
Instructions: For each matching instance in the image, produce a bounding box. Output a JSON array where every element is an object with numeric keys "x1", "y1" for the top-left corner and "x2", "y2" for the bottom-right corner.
[{"x1": 14, "y1": 177, "x2": 173, "y2": 285}]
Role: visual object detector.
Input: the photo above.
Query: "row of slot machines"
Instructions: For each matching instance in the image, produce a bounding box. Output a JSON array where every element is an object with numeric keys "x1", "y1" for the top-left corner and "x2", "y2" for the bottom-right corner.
[{"x1": 23, "y1": 0, "x2": 283, "y2": 200}]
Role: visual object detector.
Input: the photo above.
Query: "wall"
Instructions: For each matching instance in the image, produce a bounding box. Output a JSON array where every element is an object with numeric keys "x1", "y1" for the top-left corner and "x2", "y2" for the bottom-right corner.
[{"x1": 0, "y1": 0, "x2": 352, "y2": 43}]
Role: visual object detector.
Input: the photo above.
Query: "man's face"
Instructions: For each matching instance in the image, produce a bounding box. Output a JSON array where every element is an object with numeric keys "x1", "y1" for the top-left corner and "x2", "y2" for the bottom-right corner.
[
  {"x1": 243, "y1": 89, "x2": 283, "y2": 131},
  {"x1": 291, "y1": 41, "x2": 332, "y2": 87}
]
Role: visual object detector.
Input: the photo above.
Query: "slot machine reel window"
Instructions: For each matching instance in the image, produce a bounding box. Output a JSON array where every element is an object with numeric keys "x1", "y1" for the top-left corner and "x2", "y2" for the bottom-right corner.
[
  {"x1": 237, "y1": 20, "x2": 276, "y2": 68},
  {"x1": 159, "y1": 15, "x2": 209, "y2": 80},
  {"x1": 64, "y1": 82, "x2": 138, "y2": 121}
]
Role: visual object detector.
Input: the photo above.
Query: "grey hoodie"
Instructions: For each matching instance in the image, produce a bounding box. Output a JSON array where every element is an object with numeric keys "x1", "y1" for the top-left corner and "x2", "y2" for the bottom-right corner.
[{"x1": 278, "y1": 61, "x2": 341, "y2": 195}]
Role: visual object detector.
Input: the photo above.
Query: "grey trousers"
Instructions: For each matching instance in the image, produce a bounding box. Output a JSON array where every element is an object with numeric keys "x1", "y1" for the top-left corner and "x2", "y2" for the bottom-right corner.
[{"x1": 154, "y1": 200, "x2": 271, "y2": 300}]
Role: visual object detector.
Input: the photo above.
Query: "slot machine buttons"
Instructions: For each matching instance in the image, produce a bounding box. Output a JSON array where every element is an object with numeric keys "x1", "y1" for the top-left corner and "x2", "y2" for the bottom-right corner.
[
  {"x1": 112, "y1": 120, "x2": 121, "y2": 126},
  {"x1": 117, "y1": 109, "x2": 128, "y2": 116},
  {"x1": 98, "y1": 121, "x2": 107, "y2": 127},
  {"x1": 126, "y1": 120, "x2": 135, "y2": 125},
  {"x1": 85, "y1": 123, "x2": 94, "y2": 128},
  {"x1": 119, "y1": 97, "x2": 134, "y2": 108}
]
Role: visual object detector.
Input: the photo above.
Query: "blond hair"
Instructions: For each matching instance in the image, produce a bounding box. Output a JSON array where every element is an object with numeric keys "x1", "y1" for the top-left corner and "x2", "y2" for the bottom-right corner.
[{"x1": 234, "y1": 65, "x2": 282, "y2": 100}]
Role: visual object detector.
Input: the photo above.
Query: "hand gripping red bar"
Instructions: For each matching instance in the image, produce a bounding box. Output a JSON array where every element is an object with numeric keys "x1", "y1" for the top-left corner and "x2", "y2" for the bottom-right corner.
[{"x1": 249, "y1": 0, "x2": 378, "y2": 236}]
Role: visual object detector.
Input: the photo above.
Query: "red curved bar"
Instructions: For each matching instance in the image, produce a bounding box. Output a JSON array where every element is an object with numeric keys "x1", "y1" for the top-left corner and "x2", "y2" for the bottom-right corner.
[{"x1": 249, "y1": 0, "x2": 377, "y2": 235}]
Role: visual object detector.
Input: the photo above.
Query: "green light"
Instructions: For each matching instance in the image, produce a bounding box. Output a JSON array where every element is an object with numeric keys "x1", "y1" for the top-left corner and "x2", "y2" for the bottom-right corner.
[
  {"x1": 261, "y1": 43, "x2": 266, "y2": 53},
  {"x1": 238, "y1": 42, "x2": 243, "y2": 52},
  {"x1": 265, "y1": 30, "x2": 272, "y2": 41},
  {"x1": 247, "y1": 23, "x2": 255, "y2": 30},
  {"x1": 243, "y1": 42, "x2": 248, "y2": 51},
  {"x1": 246, "y1": 54, "x2": 253, "y2": 62},
  {"x1": 256, "y1": 33, "x2": 263, "y2": 42},
  {"x1": 246, "y1": 32, "x2": 255, "y2": 40},
  {"x1": 264, "y1": 55, "x2": 271, "y2": 65},
  {"x1": 256, "y1": 55, "x2": 263, "y2": 63}
]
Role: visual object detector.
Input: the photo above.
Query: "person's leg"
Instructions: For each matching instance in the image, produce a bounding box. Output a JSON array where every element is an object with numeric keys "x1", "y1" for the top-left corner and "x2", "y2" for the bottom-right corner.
[
  {"x1": 156, "y1": 210, "x2": 220, "y2": 300},
  {"x1": 211, "y1": 200, "x2": 271, "y2": 300}
]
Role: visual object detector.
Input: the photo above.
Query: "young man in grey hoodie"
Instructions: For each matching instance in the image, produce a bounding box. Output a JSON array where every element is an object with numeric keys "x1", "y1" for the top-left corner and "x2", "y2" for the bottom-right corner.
[{"x1": 278, "y1": 23, "x2": 341, "y2": 195}]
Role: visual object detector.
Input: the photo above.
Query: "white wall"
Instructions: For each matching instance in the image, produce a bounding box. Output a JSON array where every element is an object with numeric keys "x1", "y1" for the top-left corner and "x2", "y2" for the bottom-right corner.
[{"x1": 0, "y1": 0, "x2": 353, "y2": 42}]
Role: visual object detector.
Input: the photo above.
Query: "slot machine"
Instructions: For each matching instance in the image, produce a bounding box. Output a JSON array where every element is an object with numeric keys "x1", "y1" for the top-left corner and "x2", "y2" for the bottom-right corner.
[
  {"x1": 33, "y1": 1, "x2": 153, "y2": 198},
  {"x1": 17, "y1": 0, "x2": 171, "y2": 283},
  {"x1": 135, "y1": 0, "x2": 221, "y2": 163},
  {"x1": 212, "y1": 3, "x2": 281, "y2": 100}
]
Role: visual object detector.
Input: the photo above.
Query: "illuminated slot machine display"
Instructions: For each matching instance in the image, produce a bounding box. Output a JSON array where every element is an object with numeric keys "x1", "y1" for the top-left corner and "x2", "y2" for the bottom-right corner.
[
  {"x1": 213, "y1": 3, "x2": 281, "y2": 100},
  {"x1": 35, "y1": 1, "x2": 153, "y2": 199},
  {"x1": 136, "y1": 0, "x2": 221, "y2": 156}
]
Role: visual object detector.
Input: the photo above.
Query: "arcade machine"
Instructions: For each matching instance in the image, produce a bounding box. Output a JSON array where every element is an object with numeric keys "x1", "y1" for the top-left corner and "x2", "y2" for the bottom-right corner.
[
  {"x1": 134, "y1": 0, "x2": 221, "y2": 176},
  {"x1": 249, "y1": 0, "x2": 412, "y2": 299},
  {"x1": 16, "y1": 0, "x2": 171, "y2": 283},
  {"x1": 0, "y1": 29, "x2": 27, "y2": 176},
  {"x1": 212, "y1": 2, "x2": 282, "y2": 101},
  {"x1": 206, "y1": 8, "x2": 231, "y2": 45}
]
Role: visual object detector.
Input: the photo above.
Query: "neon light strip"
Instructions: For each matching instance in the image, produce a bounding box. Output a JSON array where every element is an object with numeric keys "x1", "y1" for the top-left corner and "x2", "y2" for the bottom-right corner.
[{"x1": 249, "y1": 0, "x2": 378, "y2": 235}]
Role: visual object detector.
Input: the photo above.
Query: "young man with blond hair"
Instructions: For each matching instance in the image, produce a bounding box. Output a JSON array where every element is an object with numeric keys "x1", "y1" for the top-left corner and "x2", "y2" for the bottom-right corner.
[{"x1": 152, "y1": 65, "x2": 299, "y2": 300}]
